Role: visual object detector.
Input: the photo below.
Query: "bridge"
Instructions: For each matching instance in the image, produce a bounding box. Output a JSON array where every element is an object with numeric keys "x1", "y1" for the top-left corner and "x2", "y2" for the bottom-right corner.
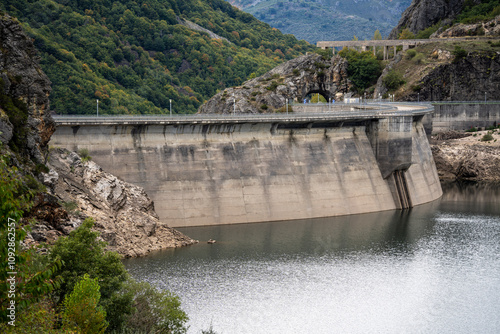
[
  {"x1": 317, "y1": 37, "x2": 485, "y2": 60},
  {"x1": 50, "y1": 103, "x2": 442, "y2": 227}
]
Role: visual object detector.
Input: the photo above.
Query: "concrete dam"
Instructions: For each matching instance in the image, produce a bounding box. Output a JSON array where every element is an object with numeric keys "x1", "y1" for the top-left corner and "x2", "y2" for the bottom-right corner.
[{"x1": 50, "y1": 103, "x2": 443, "y2": 227}]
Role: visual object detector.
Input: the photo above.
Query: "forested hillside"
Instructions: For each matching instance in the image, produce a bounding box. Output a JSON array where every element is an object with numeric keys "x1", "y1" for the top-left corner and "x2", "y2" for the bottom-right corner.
[
  {"x1": 0, "y1": 0, "x2": 313, "y2": 115},
  {"x1": 227, "y1": 0, "x2": 412, "y2": 42}
]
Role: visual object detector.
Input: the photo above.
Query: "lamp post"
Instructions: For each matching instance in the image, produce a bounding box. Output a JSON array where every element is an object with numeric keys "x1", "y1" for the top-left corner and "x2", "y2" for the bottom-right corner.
[
  {"x1": 169, "y1": 99, "x2": 172, "y2": 116},
  {"x1": 96, "y1": 99, "x2": 99, "y2": 117},
  {"x1": 485, "y1": 92, "x2": 487, "y2": 103},
  {"x1": 233, "y1": 93, "x2": 236, "y2": 115},
  {"x1": 417, "y1": 93, "x2": 420, "y2": 103}
]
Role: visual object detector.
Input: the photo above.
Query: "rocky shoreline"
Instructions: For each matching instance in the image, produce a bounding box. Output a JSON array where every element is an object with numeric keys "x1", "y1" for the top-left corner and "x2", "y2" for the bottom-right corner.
[
  {"x1": 431, "y1": 129, "x2": 500, "y2": 182},
  {"x1": 26, "y1": 148, "x2": 197, "y2": 258}
]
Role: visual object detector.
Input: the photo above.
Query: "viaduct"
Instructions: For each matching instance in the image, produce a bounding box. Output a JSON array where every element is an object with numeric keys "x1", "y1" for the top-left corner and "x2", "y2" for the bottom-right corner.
[
  {"x1": 50, "y1": 103, "x2": 443, "y2": 227},
  {"x1": 317, "y1": 37, "x2": 485, "y2": 60}
]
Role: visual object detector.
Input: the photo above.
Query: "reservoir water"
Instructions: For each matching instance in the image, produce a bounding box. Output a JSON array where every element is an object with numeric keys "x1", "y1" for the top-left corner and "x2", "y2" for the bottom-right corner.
[{"x1": 124, "y1": 182, "x2": 500, "y2": 333}]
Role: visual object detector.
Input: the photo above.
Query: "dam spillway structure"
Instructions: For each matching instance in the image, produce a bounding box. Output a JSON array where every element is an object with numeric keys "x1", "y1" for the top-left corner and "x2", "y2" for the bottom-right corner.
[{"x1": 50, "y1": 103, "x2": 442, "y2": 227}]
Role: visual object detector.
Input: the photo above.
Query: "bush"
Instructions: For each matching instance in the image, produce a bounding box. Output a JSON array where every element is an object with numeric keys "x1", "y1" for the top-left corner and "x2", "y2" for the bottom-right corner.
[
  {"x1": 78, "y1": 148, "x2": 92, "y2": 162},
  {"x1": 405, "y1": 49, "x2": 417, "y2": 59},
  {"x1": 452, "y1": 46, "x2": 468, "y2": 62},
  {"x1": 260, "y1": 104, "x2": 268, "y2": 110},
  {"x1": 481, "y1": 133, "x2": 494, "y2": 142},
  {"x1": 383, "y1": 69, "x2": 405, "y2": 91},
  {"x1": 413, "y1": 53, "x2": 425, "y2": 65},
  {"x1": 466, "y1": 127, "x2": 478, "y2": 132}
]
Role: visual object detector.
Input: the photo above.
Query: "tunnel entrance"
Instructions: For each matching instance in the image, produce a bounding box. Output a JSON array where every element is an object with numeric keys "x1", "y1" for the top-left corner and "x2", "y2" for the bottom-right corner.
[{"x1": 303, "y1": 91, "x2": 330, "y2": 103}]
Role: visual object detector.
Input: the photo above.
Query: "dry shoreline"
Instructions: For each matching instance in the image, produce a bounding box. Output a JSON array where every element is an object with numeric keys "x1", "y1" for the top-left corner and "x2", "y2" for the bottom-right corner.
[{"x1": 431, "y1": 129, "x2": 500, "y2": 182}]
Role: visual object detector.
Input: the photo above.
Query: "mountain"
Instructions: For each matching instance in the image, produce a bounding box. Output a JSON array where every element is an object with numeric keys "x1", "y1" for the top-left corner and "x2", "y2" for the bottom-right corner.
[
  {"x1": 389, "y1": 0, "x2": 500, "y2": 39},
  {"x1": 226, "y1": 0, "x2": 412, "y2": 43},
  {"x1": 0, "y1": 0, "x2": 314, "y2": 115}
]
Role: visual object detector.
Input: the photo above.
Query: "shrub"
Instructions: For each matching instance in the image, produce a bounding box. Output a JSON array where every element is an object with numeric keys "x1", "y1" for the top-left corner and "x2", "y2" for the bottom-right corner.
[
  {"x1": 260, "y1": 104, "x2": 268, "y2": 110},
  {"x1": 466, "y1": 127, "x2": 478, "y2": 132},
  {"x1": 266, "y1": 81, "x2": 279, "y2": 91},
  {"x1": 452, "y1": 46, "x2": 468, "y2": 62},
  {"x1": 383, "y1": 69, "x2": 405, "y2": 91},
  {"x1": 405, "y1": 49, "x2": 417, "y2": 59},
  {"x1": 481, "y1": 133, "x2": 494, "y2": 142},
  {"x1": 78, "y1": 148, "x2": 92, "y2": 162},
  {"x1": 413, "y1": 53, "x2": 425, "y2": 65}
]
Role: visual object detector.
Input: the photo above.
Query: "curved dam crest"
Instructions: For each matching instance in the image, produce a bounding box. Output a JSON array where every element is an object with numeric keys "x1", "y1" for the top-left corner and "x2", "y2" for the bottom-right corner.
[{"x1": 51, "y1": 111, "x2": 442, "y2": 227}]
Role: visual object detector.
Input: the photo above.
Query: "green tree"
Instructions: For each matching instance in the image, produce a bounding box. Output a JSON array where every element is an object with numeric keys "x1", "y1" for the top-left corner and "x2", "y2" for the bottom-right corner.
[
  {"x1": 49, "y1": 218, "x2": 133, "y2": 331},
  {"x1": 124, "y1": 279, "x2": 189, "y2": 334},
  {"x1": 62, "y1": 274, "x2": 108, "y2": 334},
  {"x1": 338, "y1": 49, "x2": 382, "y2": 92}
]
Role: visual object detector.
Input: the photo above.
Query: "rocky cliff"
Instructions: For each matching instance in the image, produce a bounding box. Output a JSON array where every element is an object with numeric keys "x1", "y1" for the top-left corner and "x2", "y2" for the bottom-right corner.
[
  {"x1": 199, "y1": 53, "x2": 350, "y2": 114},
  {"x1": 29, "y1": 149, "x2": 196, "y2": 257},
  {"x1": 374, "y1": 42, "x2": 500, "y2": 101},
  {"x1": 0, "y1": 13, "x2": 54, "y2": 163},
  {"x1": 1, "y1": 13, "x2": 195, "y2": 257},
  {"x1": 388, "y1": 0, "x2": 470, "y2": 39}
]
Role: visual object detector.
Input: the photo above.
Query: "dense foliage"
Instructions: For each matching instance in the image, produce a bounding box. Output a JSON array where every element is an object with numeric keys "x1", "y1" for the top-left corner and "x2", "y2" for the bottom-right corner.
[
  {"x1": 0, "y1": 0, "x2": 313, "y2": 115},
  {"x1": 338, "y1": 48, "x2": 382, "y2": 93},
  {"x1": 457, "y1": 0, "x2": 500, "y2": 24}
]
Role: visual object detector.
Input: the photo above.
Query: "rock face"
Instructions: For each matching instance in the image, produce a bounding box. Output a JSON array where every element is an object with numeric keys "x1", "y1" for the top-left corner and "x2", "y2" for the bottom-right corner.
[
  {"x1": 34, "y1": 149, "x2": 196, "y2": 257},
  {"x1": 375, "y1": 50, "x2": 500, "y2": 101},
  {"x1": 431, "y1": 131, "x2": 500, "y2": 181},
  {"x1": 388, "y1": 0, "x2": 470, "y2": 39},
  {"x1": 199, "y1": 53, "x2": 350, "y2": 114},
  {"x1": 430, "y1": 15, "x2": 500, "y2": 38},
  {"x1": 0, "y1": 13, "x2": 54, "y2": 163}
]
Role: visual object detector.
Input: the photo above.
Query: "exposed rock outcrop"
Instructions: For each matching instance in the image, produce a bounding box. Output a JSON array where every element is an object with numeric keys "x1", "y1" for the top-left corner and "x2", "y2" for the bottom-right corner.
[
  {"x1": 32, "y1": 148, "x2": 196, "y2": 257},
  {"x1": 177, "y1": 17, "x2": 230, "y2": 43},
  {"x1": 199, "y1": 53, "x2": 350, "y2": 114},
  {"x1": 0, "y1": 13, "x2": 54, "y2": 163},
  {"x1": 430, "y1": 15, "x2": 500, "y2": 38},
  {"x1": 388, "y1": 0, "x2": 471, "y2": 39},
  {"x1": 375, "y1": 49, "x2": 500, "y2": 101},
  {"x1": 431, "y1": 130, "x2": 500, "y2": 181}
]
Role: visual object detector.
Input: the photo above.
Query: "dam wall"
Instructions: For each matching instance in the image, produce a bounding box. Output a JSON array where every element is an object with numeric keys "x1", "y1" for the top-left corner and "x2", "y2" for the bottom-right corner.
[
  {"x1": 432, "y1": 103, "x2": 500, "y2": 132},
  {"x1": 50, "y1": 117, "x2": 442, "y2": 227}
]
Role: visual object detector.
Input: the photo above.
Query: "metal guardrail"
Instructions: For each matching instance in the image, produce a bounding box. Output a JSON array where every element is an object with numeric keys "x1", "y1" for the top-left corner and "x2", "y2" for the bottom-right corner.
[{"x1": 53, "y1": 103, "x2": 434, "y2": 126}]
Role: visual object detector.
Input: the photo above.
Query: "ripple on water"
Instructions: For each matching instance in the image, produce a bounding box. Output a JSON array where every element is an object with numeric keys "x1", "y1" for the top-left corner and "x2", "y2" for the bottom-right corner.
[{"x1": 125, "y1": 210, "x2": 500, "y2": 334}]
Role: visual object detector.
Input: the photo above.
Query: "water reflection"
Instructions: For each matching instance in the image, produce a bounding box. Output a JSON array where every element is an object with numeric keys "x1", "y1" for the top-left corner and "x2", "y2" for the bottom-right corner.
[{"x1": 124, "y1": 183, "x2": 500, "y2": 334}]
